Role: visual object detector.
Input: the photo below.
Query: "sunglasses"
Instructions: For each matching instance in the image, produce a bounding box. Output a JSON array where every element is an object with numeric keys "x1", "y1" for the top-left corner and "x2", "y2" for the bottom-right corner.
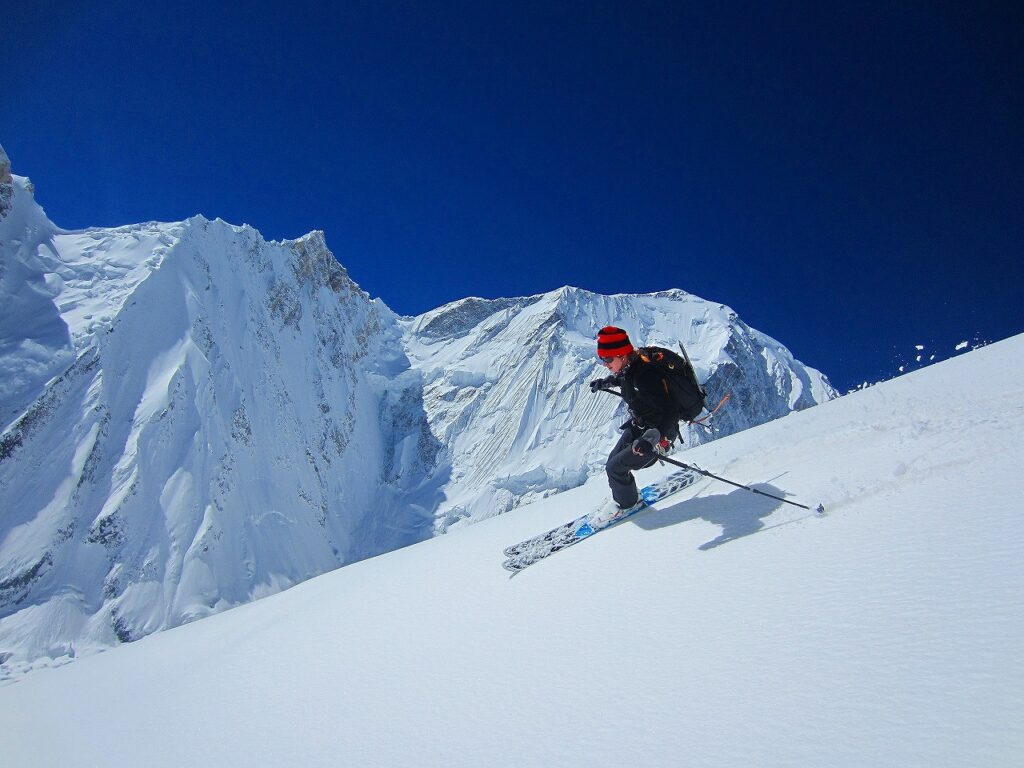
[{"x1": 599, "y1": 355, "x2": 617, "y2": 364}]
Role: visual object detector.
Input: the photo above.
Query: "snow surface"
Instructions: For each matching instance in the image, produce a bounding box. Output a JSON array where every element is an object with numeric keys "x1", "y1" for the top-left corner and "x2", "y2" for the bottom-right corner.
[{"x1": 2, "y1": 334, "x2": 1022, "y2": 767}]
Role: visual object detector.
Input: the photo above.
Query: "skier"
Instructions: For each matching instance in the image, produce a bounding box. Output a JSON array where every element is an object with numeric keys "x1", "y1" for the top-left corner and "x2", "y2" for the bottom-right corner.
[{"x1": 590, "y1": 326, "x2": 680, "y2": 514}]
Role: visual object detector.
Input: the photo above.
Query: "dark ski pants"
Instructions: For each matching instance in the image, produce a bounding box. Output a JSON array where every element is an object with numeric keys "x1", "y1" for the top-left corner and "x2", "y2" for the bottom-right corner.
[{"x1": 606, "y1": 428, "x2": 659, "y2": 508}]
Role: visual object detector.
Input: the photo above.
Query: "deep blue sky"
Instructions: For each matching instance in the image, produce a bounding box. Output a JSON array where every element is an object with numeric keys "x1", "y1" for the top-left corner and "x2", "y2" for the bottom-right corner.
[{"x1": 5, "y1": 1, "x2": 1022, "y2": 392}]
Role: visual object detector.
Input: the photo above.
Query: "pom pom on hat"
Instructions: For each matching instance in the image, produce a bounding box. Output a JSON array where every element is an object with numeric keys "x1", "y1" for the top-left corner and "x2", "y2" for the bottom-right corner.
[{"x1": 597, "y1": 326, "x2": 634, "y2": 358}]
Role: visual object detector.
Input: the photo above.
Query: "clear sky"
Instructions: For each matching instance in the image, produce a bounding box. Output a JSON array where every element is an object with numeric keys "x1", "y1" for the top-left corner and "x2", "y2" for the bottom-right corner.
[{"x1": 5, "y1": 1, "x2": 1022, "y2": 392}]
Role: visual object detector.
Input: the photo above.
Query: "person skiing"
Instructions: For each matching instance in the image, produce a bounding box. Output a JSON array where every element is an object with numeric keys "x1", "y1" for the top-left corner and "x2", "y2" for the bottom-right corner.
[{"x1": 590, "y1": 326, "x2": 680, "y2": 513}]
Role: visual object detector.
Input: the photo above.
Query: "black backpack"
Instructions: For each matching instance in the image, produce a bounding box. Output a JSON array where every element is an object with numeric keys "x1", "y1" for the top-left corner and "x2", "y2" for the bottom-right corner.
[{"x1": 636, "y1": 345, "x2": 706, "y2": 423}]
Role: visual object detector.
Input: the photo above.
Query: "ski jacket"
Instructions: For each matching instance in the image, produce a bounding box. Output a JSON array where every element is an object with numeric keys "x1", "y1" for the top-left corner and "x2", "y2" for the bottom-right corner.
[{"x1": 618, "y1": 356, "x2": 680, "y2": 440}]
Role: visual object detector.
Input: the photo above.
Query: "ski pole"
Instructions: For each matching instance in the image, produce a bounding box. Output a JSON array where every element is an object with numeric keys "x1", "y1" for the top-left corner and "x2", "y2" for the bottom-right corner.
[{"x1": 656, "y1": 453, "x2": 825, "y2": 514}]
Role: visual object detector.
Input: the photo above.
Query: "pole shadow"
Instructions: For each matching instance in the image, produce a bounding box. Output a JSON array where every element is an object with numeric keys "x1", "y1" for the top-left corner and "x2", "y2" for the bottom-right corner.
[{"x1": 632, "y1": 484, "x2": 803, "y2": 550}]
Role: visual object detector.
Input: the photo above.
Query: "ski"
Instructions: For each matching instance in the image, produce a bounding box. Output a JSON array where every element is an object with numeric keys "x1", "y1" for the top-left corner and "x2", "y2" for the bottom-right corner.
[{"x1": 502, "y1": 469, "x2": 700, "y2": 572}]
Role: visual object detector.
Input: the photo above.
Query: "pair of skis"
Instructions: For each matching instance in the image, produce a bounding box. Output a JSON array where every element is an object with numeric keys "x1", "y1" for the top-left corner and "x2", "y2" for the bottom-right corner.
[{"x1": 501, "y1": 469, "x2": 701, "y2": 572}]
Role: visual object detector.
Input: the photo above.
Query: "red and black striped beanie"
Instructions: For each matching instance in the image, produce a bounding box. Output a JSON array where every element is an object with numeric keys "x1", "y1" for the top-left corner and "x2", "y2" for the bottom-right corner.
[{"x1": 597, "y1": 326, "x2": 634, "y2": 358}]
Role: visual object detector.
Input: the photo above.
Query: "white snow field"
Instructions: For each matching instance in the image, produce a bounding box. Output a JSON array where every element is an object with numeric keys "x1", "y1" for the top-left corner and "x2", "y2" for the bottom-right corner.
[{"x1": 1, "y1": 335, "x2": 1022, "y2": 767}]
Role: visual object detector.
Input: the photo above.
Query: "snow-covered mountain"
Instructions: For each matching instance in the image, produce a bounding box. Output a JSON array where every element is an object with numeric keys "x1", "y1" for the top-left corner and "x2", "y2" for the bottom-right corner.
[
  {"x1": 0, "y1": 161, "x2": 442, "y2": 665},
  {"x1": 405, "y1": 288, "x2": 834, "y2": 530},
  {"x1": 2, "y1": 333, "x2": 1021, "y2": 767},
  {"x1": 0, "y1": 148, "x2": 833, "y2": 670}
]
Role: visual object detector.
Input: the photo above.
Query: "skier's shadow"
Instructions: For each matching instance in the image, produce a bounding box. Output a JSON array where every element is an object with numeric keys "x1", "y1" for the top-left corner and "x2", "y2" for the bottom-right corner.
[{"x1": 632, "y1": 484, "x2": 797, "y2": 550}]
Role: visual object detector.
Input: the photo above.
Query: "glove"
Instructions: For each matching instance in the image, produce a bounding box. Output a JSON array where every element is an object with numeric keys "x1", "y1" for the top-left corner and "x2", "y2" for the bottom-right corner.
[
  {"x1": 632, "y1": 427, "x2": 662, "y2": 456},
  {"x1": 632, "y1": 438, "x2": 654, "y2": 456},
  {"x1": 589, "y1": 376, "x2": 614, "y2": 393}
]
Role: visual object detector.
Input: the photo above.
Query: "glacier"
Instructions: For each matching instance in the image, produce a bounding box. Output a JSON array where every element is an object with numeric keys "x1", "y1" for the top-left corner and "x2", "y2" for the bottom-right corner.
[{"x1": 0, "y1": 146, "x2": 834, "y2": 671}]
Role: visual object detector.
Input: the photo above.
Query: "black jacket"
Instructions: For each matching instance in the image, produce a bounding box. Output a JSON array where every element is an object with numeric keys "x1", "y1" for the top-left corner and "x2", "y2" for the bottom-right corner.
[{"x1": 618, "y1": 357, "x2": 679, "y2": 440}]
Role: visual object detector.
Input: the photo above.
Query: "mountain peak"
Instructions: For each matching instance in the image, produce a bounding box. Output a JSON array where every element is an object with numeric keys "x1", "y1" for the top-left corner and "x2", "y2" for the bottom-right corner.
[{"x1": 0, "y1": 144, "x2": 12, "y2": 221}]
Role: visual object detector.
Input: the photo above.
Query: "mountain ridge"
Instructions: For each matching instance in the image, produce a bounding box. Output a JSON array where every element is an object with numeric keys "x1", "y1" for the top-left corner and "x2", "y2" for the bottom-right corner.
[{"x1": 0, "y1": 153, "x2": 834, "y2": 669}]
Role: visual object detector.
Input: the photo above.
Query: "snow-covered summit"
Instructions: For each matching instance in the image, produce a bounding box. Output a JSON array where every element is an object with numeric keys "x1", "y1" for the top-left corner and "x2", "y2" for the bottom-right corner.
[
  {"x1": 0, "y1": 149, "x2": 833, "y2": 671},
  {"x1": 0, "y1": 156, "x2": 440, "y2": 667},
  {"x1": 404, "y1": 284, "x2": 835, "y2": 529},
  {"x1": 0, "y1": 160, "x2": 76, "y2": 428}
]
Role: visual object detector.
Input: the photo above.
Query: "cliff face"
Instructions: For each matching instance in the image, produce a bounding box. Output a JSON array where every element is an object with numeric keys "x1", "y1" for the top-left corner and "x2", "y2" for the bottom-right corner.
[{"x1": 0, "y1": 175, "x2": 441, "y2": 665}]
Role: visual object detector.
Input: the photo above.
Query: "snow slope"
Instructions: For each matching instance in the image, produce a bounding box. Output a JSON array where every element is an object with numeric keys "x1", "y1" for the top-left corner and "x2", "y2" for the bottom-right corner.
[{"x1": 2, "y1": 334, "x2": 1021, "y2": 767}]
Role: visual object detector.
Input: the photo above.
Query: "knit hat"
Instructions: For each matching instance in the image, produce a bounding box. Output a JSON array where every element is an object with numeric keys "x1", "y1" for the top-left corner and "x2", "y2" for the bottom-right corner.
[{"x1": 597, "y1": 326, "x2": 634, "y2": 358}]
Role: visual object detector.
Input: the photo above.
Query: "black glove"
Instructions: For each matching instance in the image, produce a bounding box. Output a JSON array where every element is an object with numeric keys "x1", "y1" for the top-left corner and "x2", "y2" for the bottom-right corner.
[
  {"x1": 589, "y1": 376, "x2": 614, "y2": 393},
  {"x1": 632, "y1": 438, "x2": 654, "y2": 456}
]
